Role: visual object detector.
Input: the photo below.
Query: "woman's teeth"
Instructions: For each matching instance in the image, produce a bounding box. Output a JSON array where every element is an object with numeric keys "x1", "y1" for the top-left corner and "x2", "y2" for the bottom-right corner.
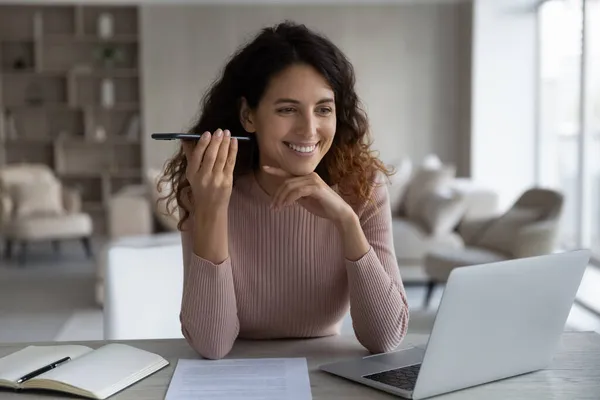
[{"x1": 286, "y1": 143, "x2": 317, "y2": 153}]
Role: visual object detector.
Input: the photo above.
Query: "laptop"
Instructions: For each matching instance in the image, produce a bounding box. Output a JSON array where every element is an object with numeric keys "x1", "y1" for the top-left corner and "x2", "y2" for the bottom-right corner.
[{"x1": 320, "y1": 250, "x2": 591, "y2": 399}]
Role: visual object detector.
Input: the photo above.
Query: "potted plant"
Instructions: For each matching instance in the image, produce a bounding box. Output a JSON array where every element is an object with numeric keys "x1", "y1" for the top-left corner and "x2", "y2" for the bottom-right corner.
[{"x1": 94, "y1": 45, "x2": 125, "y2": 69}]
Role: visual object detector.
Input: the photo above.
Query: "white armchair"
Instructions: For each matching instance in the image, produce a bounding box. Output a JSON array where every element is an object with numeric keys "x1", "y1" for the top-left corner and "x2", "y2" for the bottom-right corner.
[
  {"x1": 107, "y1": 168, "x2": 178, "y2": 239},
  {"x1": 0, "y1": 163, "x2": 93, "y2": 265}
]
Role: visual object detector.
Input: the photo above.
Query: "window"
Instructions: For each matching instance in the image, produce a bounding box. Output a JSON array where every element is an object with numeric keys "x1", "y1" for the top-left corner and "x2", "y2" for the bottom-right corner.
[
  {"x1": 586, "y1": 1, "x2": 600, "y2": 258},
  {"x1": 538, "y1": 0, "x2": 600, "y2": 263}
]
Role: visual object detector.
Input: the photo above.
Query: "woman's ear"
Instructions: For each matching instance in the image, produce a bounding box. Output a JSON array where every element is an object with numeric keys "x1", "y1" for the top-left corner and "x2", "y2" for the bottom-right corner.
[{"x1": 239, "y1": 97, "x2": 256, "y2": 133}]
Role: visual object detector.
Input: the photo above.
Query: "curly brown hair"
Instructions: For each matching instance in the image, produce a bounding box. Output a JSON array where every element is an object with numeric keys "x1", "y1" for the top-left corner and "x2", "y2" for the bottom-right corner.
[{"x1": 159, "y1": 21, "x2": 393, "y2": 229}]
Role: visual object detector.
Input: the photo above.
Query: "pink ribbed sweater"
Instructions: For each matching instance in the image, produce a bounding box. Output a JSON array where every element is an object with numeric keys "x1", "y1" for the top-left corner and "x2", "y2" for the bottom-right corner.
[{"x1": 179, "y1": 172, "x2": 409, "y2": 360}]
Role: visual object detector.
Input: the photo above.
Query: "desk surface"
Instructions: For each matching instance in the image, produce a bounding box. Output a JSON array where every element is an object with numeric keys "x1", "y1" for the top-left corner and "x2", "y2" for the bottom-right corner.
[{"x1": 1, "y1": 332, "x2": 599, "y2": 399}]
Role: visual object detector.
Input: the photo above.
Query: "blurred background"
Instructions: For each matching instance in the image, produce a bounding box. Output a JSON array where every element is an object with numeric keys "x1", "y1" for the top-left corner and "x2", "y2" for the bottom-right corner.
[{"x1": 0, "y1": 0, "x2": 598, "y2": 344}]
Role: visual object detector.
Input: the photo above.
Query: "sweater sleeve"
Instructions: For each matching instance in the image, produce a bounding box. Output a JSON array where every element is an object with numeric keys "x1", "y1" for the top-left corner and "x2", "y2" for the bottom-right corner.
[
  {"x1": 178, "y1": 209, "x2": 240, "y2": 359},
  {"x1": 345, "y1": 182, "x2": 409, "y2": 353}
]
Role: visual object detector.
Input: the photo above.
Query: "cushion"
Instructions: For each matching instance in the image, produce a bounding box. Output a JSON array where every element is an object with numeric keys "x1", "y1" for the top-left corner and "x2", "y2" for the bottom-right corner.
[
  {"x1": 475, "y1": 207, "x2": 542, "y2": 255},
  {"x1": 11, "y1": 180, "x2": 64, "y2": 219},
  {"x1": 404, "y1": 164, "x2": 456, "y2": 221},
  {"x1": 387, "y1": 158, "x2": 412, "y2": 215},
  {"x1": 392, "y1": 217, "x2": 464, "y2": 261},
  {"x1": 7, "y1": 213, "x2": 92, "y2": 240},
  {"x1": 420, "y1": 189, "x2": 468, "y2": 236},
  {"x1": 424, "y1": 246, "x2": 508, "y2": 282}
]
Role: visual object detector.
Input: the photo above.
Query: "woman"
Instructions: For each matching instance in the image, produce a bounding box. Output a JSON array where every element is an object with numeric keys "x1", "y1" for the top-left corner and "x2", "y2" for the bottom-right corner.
[{"x1": 160, "y1": 21, "x2": 409, "y2": 360}]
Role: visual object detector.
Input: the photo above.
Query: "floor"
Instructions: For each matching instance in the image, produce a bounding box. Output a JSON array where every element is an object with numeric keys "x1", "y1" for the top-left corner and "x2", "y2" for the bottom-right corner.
[
  {"x1": 0, "y1": 239, "x2": 101, "y2": 343},
  {"x1": 0, "y1": 239, "x2": 599, "y2": 344}
]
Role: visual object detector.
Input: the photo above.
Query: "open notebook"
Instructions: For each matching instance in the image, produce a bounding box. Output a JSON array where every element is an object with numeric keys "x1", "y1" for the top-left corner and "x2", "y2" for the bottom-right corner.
[{"x1": 0, "y1": 343, "x2": 169, "y2": 399}]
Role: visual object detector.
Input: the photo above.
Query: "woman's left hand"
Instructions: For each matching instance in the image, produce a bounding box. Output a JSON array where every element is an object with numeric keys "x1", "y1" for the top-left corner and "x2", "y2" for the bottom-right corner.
[{"x1": 263, "y1": 166, "x2": 356, "y2": 225}]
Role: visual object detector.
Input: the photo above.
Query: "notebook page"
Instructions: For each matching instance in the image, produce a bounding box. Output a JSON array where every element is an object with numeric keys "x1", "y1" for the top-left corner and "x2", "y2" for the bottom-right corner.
[
  {"x1": 35, "y1": 343, "x2": 168, "y2": 396},
  {"x1": 0, "y1": 345, "x2": 93, "y2": 383}
]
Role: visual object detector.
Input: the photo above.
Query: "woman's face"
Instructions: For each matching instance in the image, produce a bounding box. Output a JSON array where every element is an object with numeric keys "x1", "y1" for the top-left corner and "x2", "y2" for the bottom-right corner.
[{"x1": 241, "y1": 64, "x2": 336, "y2": 177}]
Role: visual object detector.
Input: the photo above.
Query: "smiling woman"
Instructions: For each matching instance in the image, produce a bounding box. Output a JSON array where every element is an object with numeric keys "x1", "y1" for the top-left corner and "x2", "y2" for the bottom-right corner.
[
  {"x1": 158, "y1": 21, "x2": 409, "y2": 360},
  {"x1": 239, "y1": 63, "x2": 337, "y2": 179}
]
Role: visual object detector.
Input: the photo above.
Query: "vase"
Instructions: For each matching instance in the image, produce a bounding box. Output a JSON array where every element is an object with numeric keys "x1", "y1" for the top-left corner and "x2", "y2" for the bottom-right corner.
[
  {"x1": 98, "y1": 13, "x2": 114, "y2": 39},
  {"x1": 101, "y1": 79, "x2": 115, "y2": 109},
  {"x1": 94, "y1": 126, "x2": 107, "y2": 142}
]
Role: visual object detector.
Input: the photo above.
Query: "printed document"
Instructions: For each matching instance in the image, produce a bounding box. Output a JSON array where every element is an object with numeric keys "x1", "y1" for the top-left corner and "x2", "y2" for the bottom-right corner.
[{"x1": 165, "y1": 358, "x2": 312, "y2": 400}]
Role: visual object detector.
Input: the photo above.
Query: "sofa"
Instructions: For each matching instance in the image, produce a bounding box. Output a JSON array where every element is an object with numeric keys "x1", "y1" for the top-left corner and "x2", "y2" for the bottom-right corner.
[
  {"x1": 421, "y1": 187, "x2": 564, "y2": 306},
  {"x1": 386, "y1": 156, "x2": 499, "y2": 283},
  {"x1": 108, "y1": 159, "x2": 499, "y2": 271}
]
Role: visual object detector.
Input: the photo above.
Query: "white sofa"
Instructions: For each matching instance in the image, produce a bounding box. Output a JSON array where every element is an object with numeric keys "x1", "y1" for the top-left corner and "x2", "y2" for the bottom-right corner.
[
  {"x1": 384, "y1": 157, "x2": 499, "y2": 286},
  {"x1": 392, "y1": 177, "x2": 499, "y2": 264},
  {"x1": 109, "y1": 165, "x2": 499, "y2": 267}
]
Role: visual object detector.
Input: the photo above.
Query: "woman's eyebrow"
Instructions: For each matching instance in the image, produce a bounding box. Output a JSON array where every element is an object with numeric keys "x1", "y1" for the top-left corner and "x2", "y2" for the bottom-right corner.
[{"x1": 273, "y1": 98, "x2": 334, "y2": 105}]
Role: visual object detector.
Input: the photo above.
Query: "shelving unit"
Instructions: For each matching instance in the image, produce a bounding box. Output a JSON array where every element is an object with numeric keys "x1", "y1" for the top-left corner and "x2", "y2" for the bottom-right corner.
[{"x1": 0, "y1": 4, "x2": 142, "y2": 236}]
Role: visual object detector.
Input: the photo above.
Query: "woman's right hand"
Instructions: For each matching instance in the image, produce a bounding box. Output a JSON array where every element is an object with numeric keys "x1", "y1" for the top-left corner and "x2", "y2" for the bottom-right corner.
[{"x1": 182, "y1": 129, "x2": 238, "y2": 216}]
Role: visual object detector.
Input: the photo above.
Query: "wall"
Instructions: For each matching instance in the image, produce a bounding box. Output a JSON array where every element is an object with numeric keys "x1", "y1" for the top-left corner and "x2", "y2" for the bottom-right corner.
[
  {"x1": 470, "y1": 0, "x2": 539, "y2": 209},
  {"x1": 140, "y1": 3, "x2": 472, "y2": 173}
]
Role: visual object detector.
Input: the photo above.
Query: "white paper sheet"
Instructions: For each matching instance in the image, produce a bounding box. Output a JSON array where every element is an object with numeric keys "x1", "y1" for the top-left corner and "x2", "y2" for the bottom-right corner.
[{"x1": 165, "y1": 357, "x2": 313, "y2": 400}]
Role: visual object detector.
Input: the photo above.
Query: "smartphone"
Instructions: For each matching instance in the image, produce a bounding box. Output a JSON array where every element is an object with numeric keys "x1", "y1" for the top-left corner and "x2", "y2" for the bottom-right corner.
[{"x1": 151, "y1": 133, "x2": 251, "y2": 141}]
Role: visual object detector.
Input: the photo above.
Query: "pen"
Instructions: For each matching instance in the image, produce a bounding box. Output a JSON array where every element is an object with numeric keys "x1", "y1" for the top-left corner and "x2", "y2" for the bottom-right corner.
[{"x1": 16, "y1": 357, "x2": 71, "y2": 384}]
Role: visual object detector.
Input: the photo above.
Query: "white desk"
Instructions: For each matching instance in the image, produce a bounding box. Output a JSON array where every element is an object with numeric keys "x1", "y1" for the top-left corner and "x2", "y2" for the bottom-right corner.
[{"x1": 0, "y1": 332, "x2": 599, "y2": 399}]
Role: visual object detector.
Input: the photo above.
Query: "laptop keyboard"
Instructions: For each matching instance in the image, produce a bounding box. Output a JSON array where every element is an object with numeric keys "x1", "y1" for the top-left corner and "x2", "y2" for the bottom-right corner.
[{"x1": 363, "y1": 363, "x2": 422, "y2": 391}]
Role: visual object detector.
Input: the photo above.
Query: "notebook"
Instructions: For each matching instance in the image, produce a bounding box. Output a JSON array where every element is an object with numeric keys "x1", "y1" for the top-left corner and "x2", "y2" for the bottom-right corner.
[{"x1": 0, "y1": 343, "x2": 169, "y2": 399}]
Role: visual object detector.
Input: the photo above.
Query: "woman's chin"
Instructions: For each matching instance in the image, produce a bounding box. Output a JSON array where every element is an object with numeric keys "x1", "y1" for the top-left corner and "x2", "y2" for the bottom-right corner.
[{"x1": 284, "y1": 163, "x2": 318, "y2": 177}]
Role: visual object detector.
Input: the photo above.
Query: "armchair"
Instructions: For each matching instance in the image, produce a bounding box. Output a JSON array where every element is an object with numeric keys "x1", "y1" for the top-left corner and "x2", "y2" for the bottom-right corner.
[
  {"x1": 422, "y1": 188, "x2": 564, "y2": 306},
  {"x1": 0, "y1": 164, "x2": 93, "y2": 265}
]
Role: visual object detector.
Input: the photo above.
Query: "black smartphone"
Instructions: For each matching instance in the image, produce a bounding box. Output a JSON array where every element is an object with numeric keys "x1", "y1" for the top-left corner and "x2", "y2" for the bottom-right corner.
[{"x1": 151, "y1": 133, "x2": 251, "y2": 141}]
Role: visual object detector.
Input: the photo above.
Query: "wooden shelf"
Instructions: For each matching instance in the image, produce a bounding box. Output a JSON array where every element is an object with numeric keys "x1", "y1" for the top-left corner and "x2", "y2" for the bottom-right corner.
[
  {"x1": 4, "y1": 103, "x2": 139, "y2": 112},
  {"x1": 0, "y1": 38, "x2": 35, "y2": 44},
  {"x1": 2, "y1": 138, "x2": 54, "y2": 144},
  {"x1": 57, "y1": 169, "x2": 141, "y2": 178},
  {"x1": 82, "y1": 201, "x2": 105, "y2": 212},
  {"x1": 44, "y1": 34, "x2": 138, "y2": 44},
  {"x1": 0, "y1": 70, "x2": 65, "y2": 77},
  {"x1": 93, "y1": 103, "x2": 140, "y2": 111},
  {"x1": 1, "y1": 69, "x2": 138, "y2": 78},
  {"x1": 57, "y1": 137, "x2": 139, "y2": 146},
  {"x1": 76, "y1": 69, "x2": 139, "y2": 78},
  {"x1": 0, "y1": 4, "x2": 142, "y2": 237},
  {"x1": 5, "y1": 103, "x2": 74, "y2": 111}
]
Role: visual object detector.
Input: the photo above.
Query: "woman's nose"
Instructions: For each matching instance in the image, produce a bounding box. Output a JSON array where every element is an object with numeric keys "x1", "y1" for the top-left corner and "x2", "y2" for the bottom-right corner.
[{"x1": 298, "y1": 114, "x2": 318, "y2": 137}]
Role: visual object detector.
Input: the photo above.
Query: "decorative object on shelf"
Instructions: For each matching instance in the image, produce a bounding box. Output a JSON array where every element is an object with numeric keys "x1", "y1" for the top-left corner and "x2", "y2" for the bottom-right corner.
[
  {"x1": 10, "y1": 43, "x2": 32, "y2": 71},
  {"x1": 6, "y1": 111, "x2": 19, "y2": 141},
  {"x1": 13, "y1": 57, "x2": 27, "y2": 70},
  {"x1": 97, "y1": 13, "x2": 115, "y2": 39},
  {"x1": 121, "y1": 114, "x2": 140, "y2": 141},
  {"x1": 0, "y1": 112, "x2": 6, "y2": 142},
  {"x1": 25, "y1": 82, "x2": 44, "y2": 105},
  {"x1": 56, "y1": 130, "x2": 71, "y2": 141},
  {"x1": 94, "y1": 126, "x2": 107, "y2": 142},
  {"x1": 33, "y1": 12, "x2": 43, "y2": 38},
  {"x1": 33, "y1": 11, "x2": 43, "y2": 71},
  {"x1": 94, "y1": 44, "x2": 124, "y2": 69},
  {"x1": 101, "y1": 78, "x2": 115, "y2": 108},
  {"x1": 72, "y1": 64, "x2": 93, "y2": 74}
]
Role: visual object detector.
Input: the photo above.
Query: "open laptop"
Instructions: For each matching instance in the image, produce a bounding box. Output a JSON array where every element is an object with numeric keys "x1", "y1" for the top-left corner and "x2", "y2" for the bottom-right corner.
[{"x1": 320, "y1": 250, "x2": 591, "y2": 399}]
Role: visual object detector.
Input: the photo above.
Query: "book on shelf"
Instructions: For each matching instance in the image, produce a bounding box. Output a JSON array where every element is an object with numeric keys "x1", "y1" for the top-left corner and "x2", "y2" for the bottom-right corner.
[{"x1": 0, "y1": 343, "x2": 169, "y2": 399}]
